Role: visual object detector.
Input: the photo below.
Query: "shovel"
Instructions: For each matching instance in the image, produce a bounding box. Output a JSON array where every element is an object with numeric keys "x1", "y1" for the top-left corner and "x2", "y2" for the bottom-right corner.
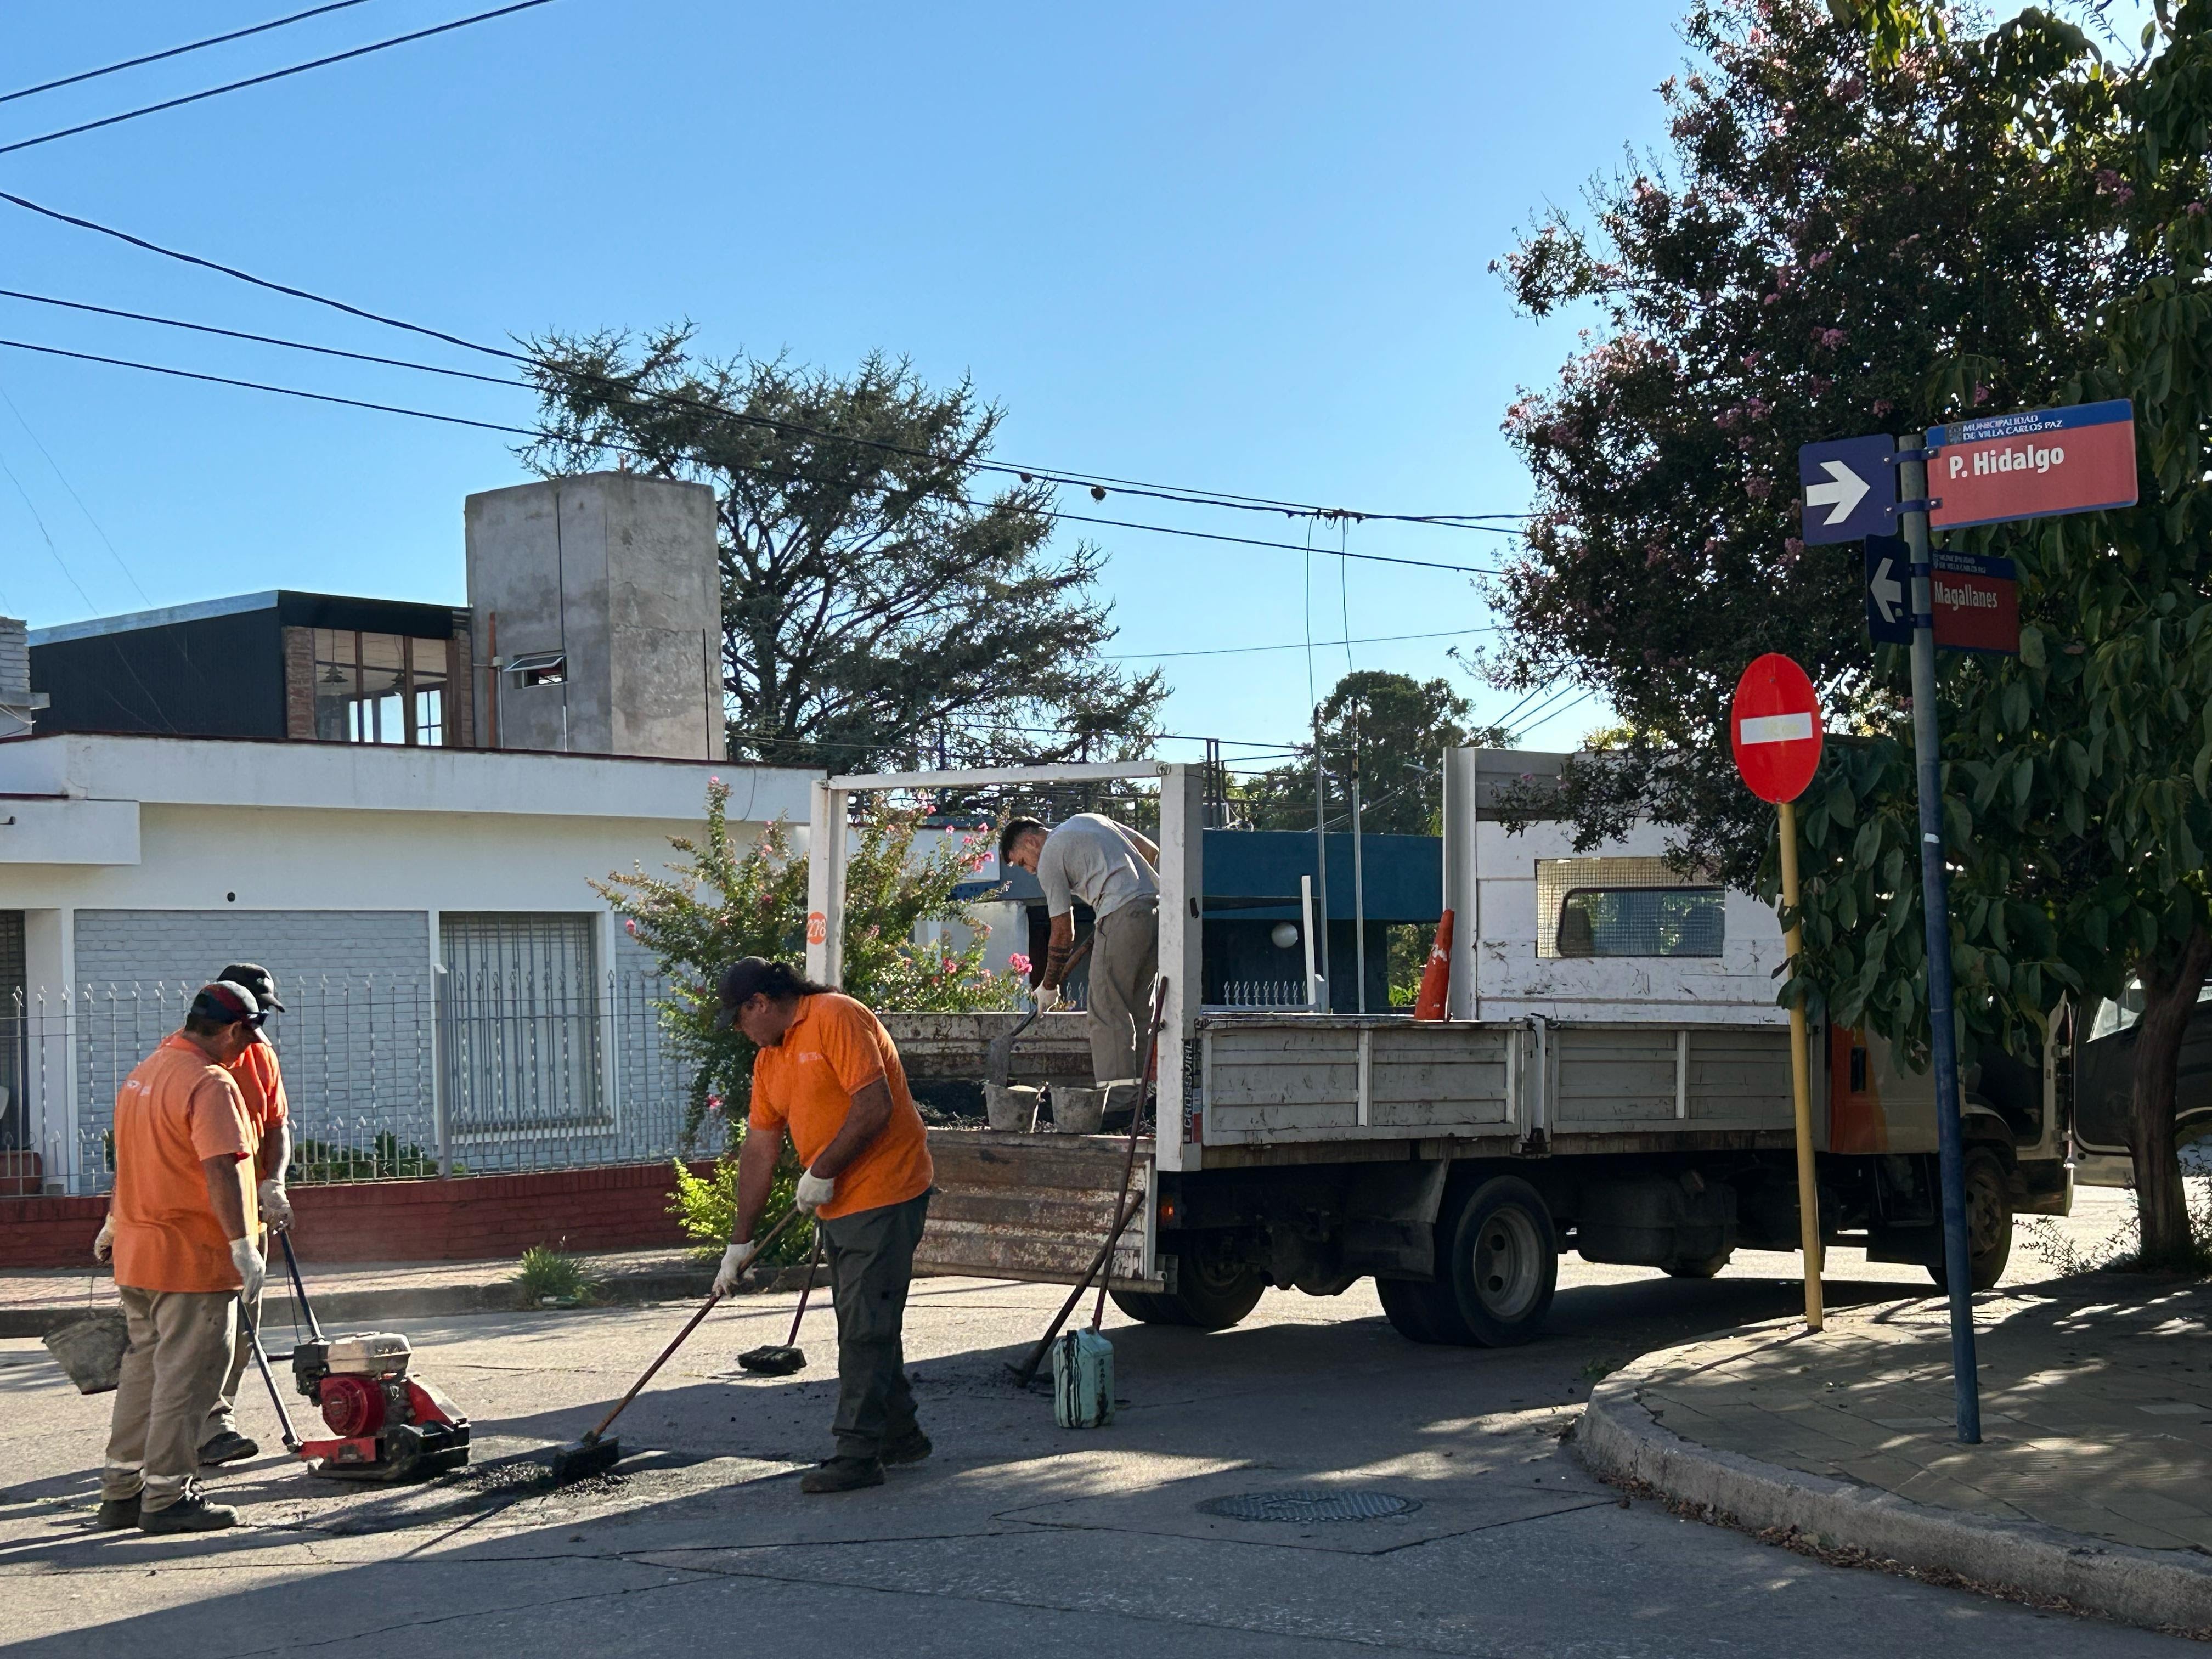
[
  {"x1": 985, "y1": 935, "x2": 1093, "y2": 1091},
  {"x1": 737, "y1": 1231, "x2": 821, "y2": 1375}
]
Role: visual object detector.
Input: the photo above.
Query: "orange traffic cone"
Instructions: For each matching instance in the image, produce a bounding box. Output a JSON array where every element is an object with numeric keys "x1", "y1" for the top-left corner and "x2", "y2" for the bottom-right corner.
[{"x1": 1413, "y1": 909, "x2": 1454, "y2": 1022}]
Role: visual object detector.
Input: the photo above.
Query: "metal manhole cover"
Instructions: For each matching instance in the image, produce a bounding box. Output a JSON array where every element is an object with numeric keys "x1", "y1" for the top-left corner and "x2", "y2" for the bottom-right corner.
[{"x1": 1198, "y1": 1488, "x2": 1420, "y2": 1523}]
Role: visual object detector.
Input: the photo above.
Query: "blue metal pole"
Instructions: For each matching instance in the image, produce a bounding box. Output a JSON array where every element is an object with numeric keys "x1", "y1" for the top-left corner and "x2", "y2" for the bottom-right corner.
[{"x1": 1900, "y1": 447, "x2": 1982, "y2": 1444}]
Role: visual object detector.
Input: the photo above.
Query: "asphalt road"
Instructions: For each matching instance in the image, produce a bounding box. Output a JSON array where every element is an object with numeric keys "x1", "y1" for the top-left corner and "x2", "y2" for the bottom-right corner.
[{"x1": 3, "y1": 1193, "x2": 2187, "y2": 1658}]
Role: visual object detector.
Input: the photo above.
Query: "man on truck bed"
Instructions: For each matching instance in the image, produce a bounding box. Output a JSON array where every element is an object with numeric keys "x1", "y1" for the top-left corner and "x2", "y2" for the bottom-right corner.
[{"x1": 999, "y1": 812, "x2": 1159, "y2": 1086}]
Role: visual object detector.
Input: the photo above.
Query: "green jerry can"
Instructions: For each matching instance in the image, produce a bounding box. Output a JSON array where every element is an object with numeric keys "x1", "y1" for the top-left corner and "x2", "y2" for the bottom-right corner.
[{"x1": 1052, "y1": 1328, "x2": 1115, "y2": 1428}]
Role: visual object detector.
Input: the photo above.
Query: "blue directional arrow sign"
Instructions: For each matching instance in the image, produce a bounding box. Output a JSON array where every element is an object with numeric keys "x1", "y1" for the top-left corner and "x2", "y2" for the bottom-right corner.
[
  {"x1": 1865, "y1": 534, "x2": 1911, "y2": 646},
  {"x1": 1799, "y1": 433, "x2": 1898, "y2": 544}
]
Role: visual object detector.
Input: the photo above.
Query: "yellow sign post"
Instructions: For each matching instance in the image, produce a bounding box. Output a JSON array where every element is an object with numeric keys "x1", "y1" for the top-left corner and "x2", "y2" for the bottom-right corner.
[{"x1": 1776, "y1": 797, "x2": 1824, "y2": 1331}]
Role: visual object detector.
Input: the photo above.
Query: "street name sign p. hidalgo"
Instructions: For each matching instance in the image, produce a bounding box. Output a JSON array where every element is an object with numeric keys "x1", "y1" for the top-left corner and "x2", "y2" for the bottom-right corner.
[
  {"x1": 1797, "y1": 398, "x2": 2140, "y2": 1447},
  {"x1": 1729, "y1": 652, "x2": 1827, "y2": 1333}
]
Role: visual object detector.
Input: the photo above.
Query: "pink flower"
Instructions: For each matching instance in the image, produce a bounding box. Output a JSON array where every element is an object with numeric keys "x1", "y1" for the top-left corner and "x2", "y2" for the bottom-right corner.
[
  {"x1": 1741, "y1": 352, "x2": 1760, "y2": 370},
  {"x1": 1816, "y1": 328, "x2": 1847, "y2": 349},
  {"x1": 1785, "y1": 537, "x2": 1805, "y2": 557},
  {"x1": 1973, "y1": 383, "x2": 1991, "y2": 405},
  {"x1": 709, "y1": 775, "x2": 723, "y2": 786},
  {"x1": 1745, "y1": 477, "x2": 1774, "y2": 501},
  {"x1": 705, "y1": 1095, "x2": 723, "y2": 1114},
  {"x1": 1809, "y1": 249, "x2": 1833, "y2": 268},
  {"x1": 1009, "y1": 952, "x2": 1032, "y2": 975},
  {"x1": 624, "y1": 919, "x2": 638, "y2": 935},
  {"x1": 1872, "y1": 398, "x2": 1894, "y2": 416},
  {"x1": 2191, "y1": 202, "x2": 2208, "y2": 218}
]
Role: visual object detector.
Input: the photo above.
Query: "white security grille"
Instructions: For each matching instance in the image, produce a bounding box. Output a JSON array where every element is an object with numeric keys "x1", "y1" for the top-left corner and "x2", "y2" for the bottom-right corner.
[{"x1": 438, "y1": 914, "x2": 605, "y2": 1136}]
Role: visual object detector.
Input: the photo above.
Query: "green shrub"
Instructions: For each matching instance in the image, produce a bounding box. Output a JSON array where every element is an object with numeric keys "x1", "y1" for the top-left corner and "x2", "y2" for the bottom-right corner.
[
  {"x1": 289, "y1": 1134, "x2": 450, "y2": 1184},
  {"x1": 668, "y1": 1139, "x2": 814, "y2": 1268},
  {"x1": 515, "y1": 1240, "x2": 599, "y2": 1307}
]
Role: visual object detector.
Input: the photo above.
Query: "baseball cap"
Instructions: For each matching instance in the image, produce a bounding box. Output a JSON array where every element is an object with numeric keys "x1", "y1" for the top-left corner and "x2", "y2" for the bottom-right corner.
[
  {"x1": 712, "y1": 957, "x2": 776, "y2": 1030},
  {"x1": 217, "y1": 962, "x2": 286, "y2": 1013},
  {"x1": 192, "y1": 980, "x2": 266, "y2": 1028}
]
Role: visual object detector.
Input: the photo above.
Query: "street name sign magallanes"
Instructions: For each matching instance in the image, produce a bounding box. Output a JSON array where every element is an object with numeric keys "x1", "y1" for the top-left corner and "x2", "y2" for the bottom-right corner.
[
  {"x1": 1927, "y1": 399, "x2": 2137, "y2": 530},
  {"x1": 1798, "y1": 433, "x2": 1899, "y2": 544},
  {"x1": 1730, "y1": 653, "x2": 1824, "y2": 804},
  {"x1": 1864, "y1": 536, "x2": 2020, "y2": 654}
]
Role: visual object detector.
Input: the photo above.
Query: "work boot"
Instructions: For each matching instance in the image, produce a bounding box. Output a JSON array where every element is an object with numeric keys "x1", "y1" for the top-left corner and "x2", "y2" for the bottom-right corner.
[
  {"x1": 139, "y1": 1486, "x2": 239, "y2": 1534},
  {"x1": 799, "y1": 1456, "x2": 884, "y2": 1494},
  {"x1": 880, "y1": 1429, "x2": 933, "y2": 1466},
  {"x1": 198, "y1": 1430, "x2": 259, "y2": 1466},
  {"x1": 93, "y1": 1496, "x2": 140, "y2": 1531}
]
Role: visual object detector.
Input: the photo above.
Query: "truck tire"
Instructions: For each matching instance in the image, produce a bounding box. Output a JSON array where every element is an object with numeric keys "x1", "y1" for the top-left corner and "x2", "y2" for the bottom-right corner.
[
  {"x1": 1438, "y1": 1177, "x2": 1558, "y2": 1346},
  {"x1": 1926, "y1": 1148, "x2": 2012, "y2": 1292},
  {"x1": 1664, "y1": 1251, "x2": 1732, "y2": 1279},
  {"x1": 1110, "y1": 1246, "x2": 1265, "y2": 1330},
  {"x1": 1376, "y1": 1277, "x2": 1459, "y2": 1345}
]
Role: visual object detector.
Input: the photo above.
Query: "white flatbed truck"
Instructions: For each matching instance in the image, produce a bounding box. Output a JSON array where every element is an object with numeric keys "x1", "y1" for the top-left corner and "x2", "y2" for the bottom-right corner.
[{"x1": 812, "y1": 749, "x2": 2071, "y2": 1346}]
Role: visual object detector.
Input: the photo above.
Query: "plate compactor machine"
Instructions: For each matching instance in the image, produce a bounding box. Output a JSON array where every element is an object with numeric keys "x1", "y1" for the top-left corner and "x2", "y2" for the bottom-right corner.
[{"x1": 246, "y1": 1235, "x2": 471, "y2": 1481}]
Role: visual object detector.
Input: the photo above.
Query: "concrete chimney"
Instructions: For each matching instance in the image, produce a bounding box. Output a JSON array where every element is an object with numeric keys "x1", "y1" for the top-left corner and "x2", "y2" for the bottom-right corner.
[
  {"x1": 0, "y1": 617, "x2": 45, "y2": 740},
  {"x1": 464, "y1": 473, "x2": 723, "y2": 759}
]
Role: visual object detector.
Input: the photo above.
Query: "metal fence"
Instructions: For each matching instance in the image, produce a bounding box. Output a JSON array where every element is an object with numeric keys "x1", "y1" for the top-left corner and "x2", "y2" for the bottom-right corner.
[{"x1": 3, "y1": 972, "x2": 699, "y2": 1196}]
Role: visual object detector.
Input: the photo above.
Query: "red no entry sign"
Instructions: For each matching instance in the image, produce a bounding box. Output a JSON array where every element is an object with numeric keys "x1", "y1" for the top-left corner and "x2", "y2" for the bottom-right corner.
[{"x1": 1731, "y1": 653, "x2": 1824, "y2": 804}]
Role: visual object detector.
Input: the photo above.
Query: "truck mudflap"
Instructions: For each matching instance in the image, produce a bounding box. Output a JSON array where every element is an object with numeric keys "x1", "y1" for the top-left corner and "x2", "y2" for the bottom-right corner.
[{"x1": 917, "y1": 1128, "x2": 1163, "y2": 1292}]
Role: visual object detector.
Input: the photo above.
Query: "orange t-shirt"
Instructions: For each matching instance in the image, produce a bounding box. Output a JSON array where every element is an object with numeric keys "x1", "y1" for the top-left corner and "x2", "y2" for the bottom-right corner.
[
  {"x1": 227, "y1": 1037, "x2": 289, "y2": 1141},
  {"x1": 112, "y1": 1037, "x2": 255, "y2": 1293},
  {"x1": 749, "y1": 994, "x2": 933, "y2": 1220}
]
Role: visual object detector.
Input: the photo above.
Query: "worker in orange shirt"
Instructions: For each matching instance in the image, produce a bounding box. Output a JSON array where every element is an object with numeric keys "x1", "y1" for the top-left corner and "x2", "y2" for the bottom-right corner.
[
  {"x1": 713, "y1": 958, "x2": 934, "y2": 1494},
  {"x1": 198, "y1": 963, "x2": 292, "y2": 1466},
  {"x1": 93, "y1": 963, "x2": 296, "y2": 1468},
  {"x1": 97, "y1": 981, "x2": 268, "y2": 1534}
]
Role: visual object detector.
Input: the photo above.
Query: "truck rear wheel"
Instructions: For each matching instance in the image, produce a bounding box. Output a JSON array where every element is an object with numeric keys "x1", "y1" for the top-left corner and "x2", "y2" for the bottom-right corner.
[
  {"x1": 1926, "y1": 1148, "x2": 2012, "y2": 1292},
  {"x1": 1439, "y1": 1177, "x2": 1558, "y2": 1346},
  {"x1": 1376, "y1": 1276, "x2": 1459, "y2": 1344},
  {"x1": 1109, "y1": 1244, "x2": 1265, "y2": 1330}
]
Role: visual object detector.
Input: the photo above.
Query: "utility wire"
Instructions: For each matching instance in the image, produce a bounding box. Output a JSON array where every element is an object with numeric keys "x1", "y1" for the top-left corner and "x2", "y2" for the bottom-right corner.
[
  {"x1": 0, "y1": 374, "x2": 153, "y2": 606},
  {"x1": 1109, "y1": 627, "x2": 1494, "y2": 661},
  {"x1": 0, "y1": 337, "x2": 1509, "y2": 575},
  {"x1": 0, "y1": 191, "x2": 1532, "y2": 532},
  {"x1": 0, "y1": 1, "x2": 382, "y2": 108},
  {"x1": 0, "y1": 1, "x2": 558, "y2": 158}
]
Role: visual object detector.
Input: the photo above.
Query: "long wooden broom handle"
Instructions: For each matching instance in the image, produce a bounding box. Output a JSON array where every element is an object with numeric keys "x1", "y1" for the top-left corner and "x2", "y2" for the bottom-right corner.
[{"x1": 584, "y1": 1203, "x2": 805, "y2": 1443}]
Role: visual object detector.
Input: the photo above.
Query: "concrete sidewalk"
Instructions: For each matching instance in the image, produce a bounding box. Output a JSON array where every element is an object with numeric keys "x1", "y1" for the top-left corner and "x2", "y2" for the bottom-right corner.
[
  {"x1": 0, "y1": 1245, "x2": 812, "y2": 1338},
  {"x1": 1580, "y1": 1274, "x2": 2212, "y2": 1637}
]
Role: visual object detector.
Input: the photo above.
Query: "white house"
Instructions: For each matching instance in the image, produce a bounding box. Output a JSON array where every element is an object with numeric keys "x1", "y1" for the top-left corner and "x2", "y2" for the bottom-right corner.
[{"x1": 0, "y1": 731, "x2": 814, "y2": 1194}]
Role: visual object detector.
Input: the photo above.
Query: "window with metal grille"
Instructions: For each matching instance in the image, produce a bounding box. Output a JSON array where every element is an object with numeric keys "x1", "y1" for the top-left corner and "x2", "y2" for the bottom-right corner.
[
  {"x1": 437, "y1": 914, "x2": 605, "y2": 1134},
  {"x1": 1534, "y1": 857, "x2": 1724, "y2": 959}
]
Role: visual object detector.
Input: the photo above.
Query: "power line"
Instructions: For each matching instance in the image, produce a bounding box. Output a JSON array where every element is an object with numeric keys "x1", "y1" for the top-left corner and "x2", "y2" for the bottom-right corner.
[
  {"x1": 0, "y1": 1, "x2": 559, "y2": 158},
  {"x1": 0, "y1": 1, "x2": 382, "y2": 108},
  {"x1": 0, "y1": 374, "x2": 153, "y2": 607},
  {"x1": 0, "y1": 337, "x2": 1508, "y2": 575},
  {"x1": 0, "y1": 190, "x2": 1533, "y2": 533},
  {"x1": 1109, "y1": 626, "x2": 1494, "y2": 661}
]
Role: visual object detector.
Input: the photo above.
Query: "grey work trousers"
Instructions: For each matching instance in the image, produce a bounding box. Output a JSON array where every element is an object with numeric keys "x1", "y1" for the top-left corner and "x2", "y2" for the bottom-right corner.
[
  {"x1": 817, "y1": 1190, "x2": 929, "y2": 1462},
  {"x1": 104, "y1": 1285, "x2": 239, "y2": 1510},
  {"x1": 1086, "y1": 896, "x2": 1159, "y2": 1085}
]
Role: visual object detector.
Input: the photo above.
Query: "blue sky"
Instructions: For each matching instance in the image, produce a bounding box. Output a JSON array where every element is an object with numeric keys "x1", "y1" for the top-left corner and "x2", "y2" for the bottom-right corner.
[{"x1": 0, "y1": 3, "x2": 1916, "y2": 765}]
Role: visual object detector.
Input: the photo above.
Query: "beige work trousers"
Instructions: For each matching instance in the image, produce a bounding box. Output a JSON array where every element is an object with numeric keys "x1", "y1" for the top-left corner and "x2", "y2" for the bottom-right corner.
[
  {"x1": 1086, "y1": 896, "x2": 1159, "y2": 1085},
  {"x1": 103, "y1": 1285, "x2": 238, "y2": 1510},
  {"x1": 204, "y1": 1244, "x2": 264, "y2": 1442}
]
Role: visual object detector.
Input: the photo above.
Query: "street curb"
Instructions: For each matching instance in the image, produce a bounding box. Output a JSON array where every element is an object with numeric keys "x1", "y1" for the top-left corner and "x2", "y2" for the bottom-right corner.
[
  {"x1": 0, "y1": 1261, "x2": 816, "y2": 1339},
  {"x1": 1578, "y1": 1327, "x2": 2212, "y2": 1637}
]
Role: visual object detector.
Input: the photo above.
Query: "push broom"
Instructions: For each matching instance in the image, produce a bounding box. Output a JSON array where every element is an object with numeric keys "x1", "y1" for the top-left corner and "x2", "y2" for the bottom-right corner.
[{"x1": 550, "y1": 1202, "x2": 808, "y2": 1483}]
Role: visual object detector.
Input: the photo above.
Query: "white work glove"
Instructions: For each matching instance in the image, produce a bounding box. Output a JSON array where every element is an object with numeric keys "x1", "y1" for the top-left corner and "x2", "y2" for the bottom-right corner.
[
  {"x1": 794, "y1": 1169, "x2": 836, "y2": 1214},
  {"x1": 1032, "y1": 984, "x2": 1060, "y2": 1014},
  {"x1": 258, "y1": 1178, "x2": 294, "y2": 1232},
  {"x1": 93, "y1": 1214, "x2": 115, "y2": 1264},
  {"x1": 230, "y1": 1237, "x2": 267, "y2": 1306},
  {"x1": 713, "y1": 1238, "x2": 758, "y2": 1298}
]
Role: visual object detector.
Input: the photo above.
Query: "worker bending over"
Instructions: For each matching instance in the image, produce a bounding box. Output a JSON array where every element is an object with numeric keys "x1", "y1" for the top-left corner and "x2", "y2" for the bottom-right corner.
[
  {"x1": 712, "y1": 958, "x2": 934, "y2": 1494},
  {"x1": 98, "y1": 981, "x2": 269, "y2": 1533},
  {"x1": 999, "y1": 812, "x2": 1159, "y2": 1086}
]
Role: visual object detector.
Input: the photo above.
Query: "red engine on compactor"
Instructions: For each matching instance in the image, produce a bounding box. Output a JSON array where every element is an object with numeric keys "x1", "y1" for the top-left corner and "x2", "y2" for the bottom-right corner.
[{"x1": 291, "y1": 1330, "x2": 470, "y2": 1480}]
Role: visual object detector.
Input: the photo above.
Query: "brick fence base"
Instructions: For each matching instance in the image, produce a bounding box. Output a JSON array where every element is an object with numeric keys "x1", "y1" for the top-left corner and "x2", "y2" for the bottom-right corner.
[{"x1": 0, "y1": 1162, "x2": 718, "y2": 1271}]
